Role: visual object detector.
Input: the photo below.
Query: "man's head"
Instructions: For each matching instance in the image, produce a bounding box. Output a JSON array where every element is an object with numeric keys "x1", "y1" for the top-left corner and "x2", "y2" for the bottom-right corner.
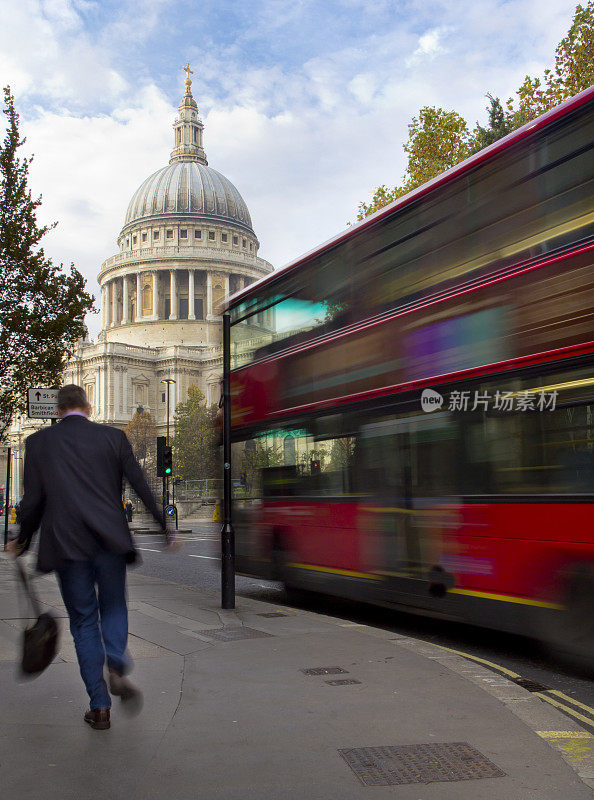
[{"x1": 57, "y1": 384, "x2": 91, "y2": 418}]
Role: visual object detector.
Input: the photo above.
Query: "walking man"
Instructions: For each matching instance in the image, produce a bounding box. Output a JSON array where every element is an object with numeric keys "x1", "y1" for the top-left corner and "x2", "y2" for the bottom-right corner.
[{"x1": 7, "y1": 384, "x2": 174, "y2": 730}]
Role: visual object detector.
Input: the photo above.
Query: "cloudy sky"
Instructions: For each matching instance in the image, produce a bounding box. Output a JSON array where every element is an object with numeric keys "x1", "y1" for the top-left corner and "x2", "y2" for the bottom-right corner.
[{"x1": 1, "y1": 0, "x2": 579, "y2": 336}]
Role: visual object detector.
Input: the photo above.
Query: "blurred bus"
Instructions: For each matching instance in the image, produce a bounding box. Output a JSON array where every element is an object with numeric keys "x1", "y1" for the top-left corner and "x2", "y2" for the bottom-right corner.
[{"x1": 228, "y1": 86, "x2": 594, "y2": 666}]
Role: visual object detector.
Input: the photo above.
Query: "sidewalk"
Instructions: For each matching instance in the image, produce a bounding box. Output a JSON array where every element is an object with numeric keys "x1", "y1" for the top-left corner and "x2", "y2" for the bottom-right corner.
[{"x1": 0, "y1": 554, "x2": 593, "y2": 800}]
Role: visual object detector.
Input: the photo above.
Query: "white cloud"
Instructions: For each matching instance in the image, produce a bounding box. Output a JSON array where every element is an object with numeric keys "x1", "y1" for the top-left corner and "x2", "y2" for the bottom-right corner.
[{"x1": 0, "y1": 0, "x2": 582, "y2": 342}]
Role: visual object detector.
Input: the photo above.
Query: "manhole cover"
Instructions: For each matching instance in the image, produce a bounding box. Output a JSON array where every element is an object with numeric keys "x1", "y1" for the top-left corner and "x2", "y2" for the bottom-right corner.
[
  {"x1": 301, "y1": 667, "x2": 349, "y2": 676},
  {"x1": 198, "y1": 627, "x2": 272, "y2": 642},
  {"x1": 339, "y1": 743, "x2": 506, "y2": 786},
  {"x1": 258, "y1": 612, "x2": 289, "y2": 618},
  {"x1": 326, "y1": 679, "x2": 362, "y2": 686}
]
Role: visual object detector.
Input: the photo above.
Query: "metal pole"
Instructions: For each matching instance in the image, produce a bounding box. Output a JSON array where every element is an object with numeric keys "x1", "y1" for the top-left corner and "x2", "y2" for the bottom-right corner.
[
  {"x1": 164, "y1": 381, "x2": 172, "y2": 507},
  {"x1": 221, "y1": 313, "x2": 235, "y2": 609},
  {"x1": 4, "y1": 447, "x2": 11, "y2": 550}
]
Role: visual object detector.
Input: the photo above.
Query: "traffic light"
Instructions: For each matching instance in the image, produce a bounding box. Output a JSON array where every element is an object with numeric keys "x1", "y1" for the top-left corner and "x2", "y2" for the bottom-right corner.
[
  {"x1": 240, "y1": 472, "x2": 247, "y2": 486},
  {"x1": 156, "y1": 436, "x2": 166, "y2": 477},
  {"x1": 310, "y1": 459, "x2": 320, "y2": 475},
  {"x1": 163, "y1": 446, "x2": 173, "y2": 476}
]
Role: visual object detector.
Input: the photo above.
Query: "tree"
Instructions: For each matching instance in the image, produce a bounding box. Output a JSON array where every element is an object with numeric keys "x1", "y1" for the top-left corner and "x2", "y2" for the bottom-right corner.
[
  {"x1": 356, "y1": 184, "x2": 408, "y2": 222},
  {"x1": 171, "y1": 385, "x2": 219, "y2": 480},
  {"x1": 0, "y1": 87, "x2": 95, "y2": 439},
  {"x1": 470, "y1": 94, "x2": 518, "y2": 154},
  {"x1": 356, "y1": 107, "x2": 472, "y2": 221},
  {"x1": 513, "y1": 1, "x2": 594, "y2": 121},
  {"x1": 124, "y1": 408, "x2": 158, "y2": 469},
  {"x1": 403, "y1": 107, "x2": 472, "y2": 188}
]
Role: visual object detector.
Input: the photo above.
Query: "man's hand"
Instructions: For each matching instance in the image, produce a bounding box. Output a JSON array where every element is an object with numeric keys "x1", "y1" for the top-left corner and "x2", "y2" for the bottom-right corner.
[{"x1": 5, "y1": 539, "x2": 25, "y2": 558}]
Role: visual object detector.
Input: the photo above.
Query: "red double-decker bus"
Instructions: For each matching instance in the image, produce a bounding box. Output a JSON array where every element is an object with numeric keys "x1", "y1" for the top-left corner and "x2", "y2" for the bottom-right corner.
[{"x1": 228, "y1": 86, "x2": 594, "y2": 665}]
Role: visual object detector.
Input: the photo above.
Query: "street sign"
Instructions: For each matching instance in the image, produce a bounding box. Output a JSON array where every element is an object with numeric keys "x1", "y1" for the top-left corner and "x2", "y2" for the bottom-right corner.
[{"x1": 27, "y1": 388, "x2": 59, "y2": 419}]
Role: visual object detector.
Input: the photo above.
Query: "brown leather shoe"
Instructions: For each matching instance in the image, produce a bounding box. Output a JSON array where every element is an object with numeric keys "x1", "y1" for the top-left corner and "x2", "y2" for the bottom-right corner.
[
  {"x1": 84, "y1": 708, "x2": 110, "y2": 730},
  {"x1": 109, "y1": 670, "x2": 143, "y2": 715}
]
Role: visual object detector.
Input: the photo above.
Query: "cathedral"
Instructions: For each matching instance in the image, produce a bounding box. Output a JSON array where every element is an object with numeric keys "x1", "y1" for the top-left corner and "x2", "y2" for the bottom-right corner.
[{"x1": 7, "y1": 67, "x2": 273, "y2": 496}]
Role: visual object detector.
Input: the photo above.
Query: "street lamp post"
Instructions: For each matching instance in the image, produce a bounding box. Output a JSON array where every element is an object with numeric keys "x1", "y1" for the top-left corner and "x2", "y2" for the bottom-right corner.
[{"x1": 160, "y1": 378, "x2": 176, "y2": 506}]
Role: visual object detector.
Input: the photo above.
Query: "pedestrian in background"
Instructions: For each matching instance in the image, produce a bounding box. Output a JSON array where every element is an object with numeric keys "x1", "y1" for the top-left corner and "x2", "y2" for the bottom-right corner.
[{"x1": 7, "y1": 384, "x2": 177, "y2": 730}]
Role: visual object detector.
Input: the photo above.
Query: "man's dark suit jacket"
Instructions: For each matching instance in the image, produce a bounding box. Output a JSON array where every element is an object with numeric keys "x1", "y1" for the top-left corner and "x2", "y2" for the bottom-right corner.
[{"x1": 17, "y1": 414, "x2": 164, "y2": 573}]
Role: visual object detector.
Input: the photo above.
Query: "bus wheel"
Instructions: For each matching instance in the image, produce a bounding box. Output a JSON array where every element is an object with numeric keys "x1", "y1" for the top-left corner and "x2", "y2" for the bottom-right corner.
[{"x1": 546, "y1": 564, "x2": 594, "y2": 674}]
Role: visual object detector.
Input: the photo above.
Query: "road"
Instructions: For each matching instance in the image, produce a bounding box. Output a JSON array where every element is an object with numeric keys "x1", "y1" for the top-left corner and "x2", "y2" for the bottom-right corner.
[{"x1": 134, "y1": 521, "x2": 594, "y2": 734}]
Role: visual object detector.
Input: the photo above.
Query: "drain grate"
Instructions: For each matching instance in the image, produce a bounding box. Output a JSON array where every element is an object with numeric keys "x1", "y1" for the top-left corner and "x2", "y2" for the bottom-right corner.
[
  {"x1": 301, "y1": 666, "x2": 349, "y2": 676},
  {"x1": 325, "y1": 679, "x2": 362, "y2": 686},
  {"x1": 512, "y1": 677, "x2": 550, "y2": 693},
  {"x1": 339, "y1": 743, "x2": 506, "y2": 786},
  {"x1": 198, "y1": 627, "x2": 272, "y2": 642},
  {"x1": 258, "y1": 612, "x2": 289, "y2": 618}
]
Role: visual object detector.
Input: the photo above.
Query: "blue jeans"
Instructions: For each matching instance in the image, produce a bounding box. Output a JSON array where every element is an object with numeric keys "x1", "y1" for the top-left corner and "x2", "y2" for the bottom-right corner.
[{"x1": 57, "y1": 552, "x2": 131, "y2": 710}]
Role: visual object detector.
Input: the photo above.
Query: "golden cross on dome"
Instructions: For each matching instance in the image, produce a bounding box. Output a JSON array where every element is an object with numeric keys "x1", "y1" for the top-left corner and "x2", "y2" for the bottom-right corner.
[{"x1": 183, "y1": 63, "x2": 193, "y2": 94}]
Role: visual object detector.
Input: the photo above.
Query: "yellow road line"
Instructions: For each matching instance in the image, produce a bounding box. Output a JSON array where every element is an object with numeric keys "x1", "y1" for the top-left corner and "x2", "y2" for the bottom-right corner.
[
  {"x1": 548, "y1": 690, "x2": 594, "y2": 717},
  {"x1": 432, "y1": 643, "x2": 521, "y2": 678},
  {"x1": 537, "y1": 731, "x2": 594, "y2": 739},
  {"x1": 449, "y1": 587, "x2": 563, "y2": 610},
  {"x1": 535, "y1": 693, "x2": 594, "y2": 728}
]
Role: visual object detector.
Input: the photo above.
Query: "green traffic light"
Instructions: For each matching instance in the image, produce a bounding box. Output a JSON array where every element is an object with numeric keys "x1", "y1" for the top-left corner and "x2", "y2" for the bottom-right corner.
[{"x1": 165, "y1": 467, "x2": 172, "y2": 474}]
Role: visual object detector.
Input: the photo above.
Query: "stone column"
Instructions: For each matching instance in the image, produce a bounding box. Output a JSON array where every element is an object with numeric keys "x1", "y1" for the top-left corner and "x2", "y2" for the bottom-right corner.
[
  {"x1": 122, "y1": 276, "x2": 129, "y2": 324},
  {"x1": 206, "y1": 272, "x2": 214, "y2": 319},
  {"x1": 152, "y1": 272, "x2": 159, "y2": 320},
  {"x1": 169, "y1": 269, "x2": 178, "y2": 319},
  {"x1": 136, "y1": 273, "x2": 142, "y2": 321},
  {"x1": 122, "y1": 367, "x2": 128, "y2": 416},
  {"x1": 111, "y1": 279, "x2": 118, "y2": 326},
  {"x1": 223, "y1": 274, "x2": 230, "y2": 305},
  {"x1": 188, "y1": 269, "x2": 195, "y2": 320},
  {"x1": 100, "y1": 285, "x2": 106, "y2": 329}
]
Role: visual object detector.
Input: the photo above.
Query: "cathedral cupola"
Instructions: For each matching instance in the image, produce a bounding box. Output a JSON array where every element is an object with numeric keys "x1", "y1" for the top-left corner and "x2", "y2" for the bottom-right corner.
[{"x1": 169, "y1": 64, "x2": 208, "y2": 165}]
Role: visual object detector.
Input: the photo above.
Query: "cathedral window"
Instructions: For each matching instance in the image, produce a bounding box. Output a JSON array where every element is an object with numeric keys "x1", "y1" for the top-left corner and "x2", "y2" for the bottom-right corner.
[
  {"x1": 194, "y1": 229, "x2": 201, "y2": 239},
  {"x1": 242, "y1": 238, "x2": 246, "y2": 248},
  {"x1": 233, "y1": 235, "x2": 238, "y2": 245},
  {"x1": 222, "y1": 233, "x2": 228, "y2": 243},
  {"x1": 179, "y1": 298, "x2": 188, "y2": 319},
  {"x1": 194, "y1": 298, "x2": 204, "y2": 319},
  {"x1": 166, "y1": 229, "x2": 173, "y2": 239},
  {"x1": 153, "y1": 230, "x2": 159, "y2": 240},
  {"x1": 213, "y1": 282, "x2": 224, "y2": 311},
  {"x1": 161, "y1": 392, "x2": 166, "y2": 403},
  {"x1": 249, "y1": 243, "x2": 253, "y2": 251},
  {"x1": 133, "y1": 235, "x2": 137, "y2": 245},
  {"x1": 142, "y1": 233, "x2": 147, "y2": 242},
  {"x1": 142, "y1": 284, "x2": 152, "y2": 315},
  {"x1": 208, "y1": 231, "x2": 215, "y2": 241},
  {"x1": 180, "y1": 229, "x2": 187, "y2": 238},
  {"x1": 126, "y1": 238, "x2": 129, "y2": 247}
]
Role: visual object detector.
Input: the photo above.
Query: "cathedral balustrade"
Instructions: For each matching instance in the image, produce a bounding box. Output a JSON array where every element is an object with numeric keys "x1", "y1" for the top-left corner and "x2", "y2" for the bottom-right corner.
[{"x1": 101, "y1": 245, "x2": 268, "y2": 272}]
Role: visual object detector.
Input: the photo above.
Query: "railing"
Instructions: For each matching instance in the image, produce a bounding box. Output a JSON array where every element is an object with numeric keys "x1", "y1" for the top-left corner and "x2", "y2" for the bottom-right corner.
[
  {"x1": 173, "y1": 479, "x2": 222, "y2": 501},
  {"x1": 100, "y1": 246, "x2": 271, "y2": 272}
]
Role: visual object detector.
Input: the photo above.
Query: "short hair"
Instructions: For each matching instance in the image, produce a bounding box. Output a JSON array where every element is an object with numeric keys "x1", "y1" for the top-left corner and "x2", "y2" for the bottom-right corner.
[{"x1": 57, "y1": 384, "x2": 88, "y2": 411}]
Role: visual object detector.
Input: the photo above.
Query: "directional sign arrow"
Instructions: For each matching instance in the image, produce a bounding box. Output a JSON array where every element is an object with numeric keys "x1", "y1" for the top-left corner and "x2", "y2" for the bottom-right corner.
[{"x1": 35, "y1": 391, "x2": 41, "y2": 401}]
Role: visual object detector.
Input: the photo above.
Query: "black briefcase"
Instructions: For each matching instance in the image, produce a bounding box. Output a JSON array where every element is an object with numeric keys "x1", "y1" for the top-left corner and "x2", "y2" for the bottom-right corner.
[{"x1": 15, "y1": 560, "x2": 59, "y2": 676}]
